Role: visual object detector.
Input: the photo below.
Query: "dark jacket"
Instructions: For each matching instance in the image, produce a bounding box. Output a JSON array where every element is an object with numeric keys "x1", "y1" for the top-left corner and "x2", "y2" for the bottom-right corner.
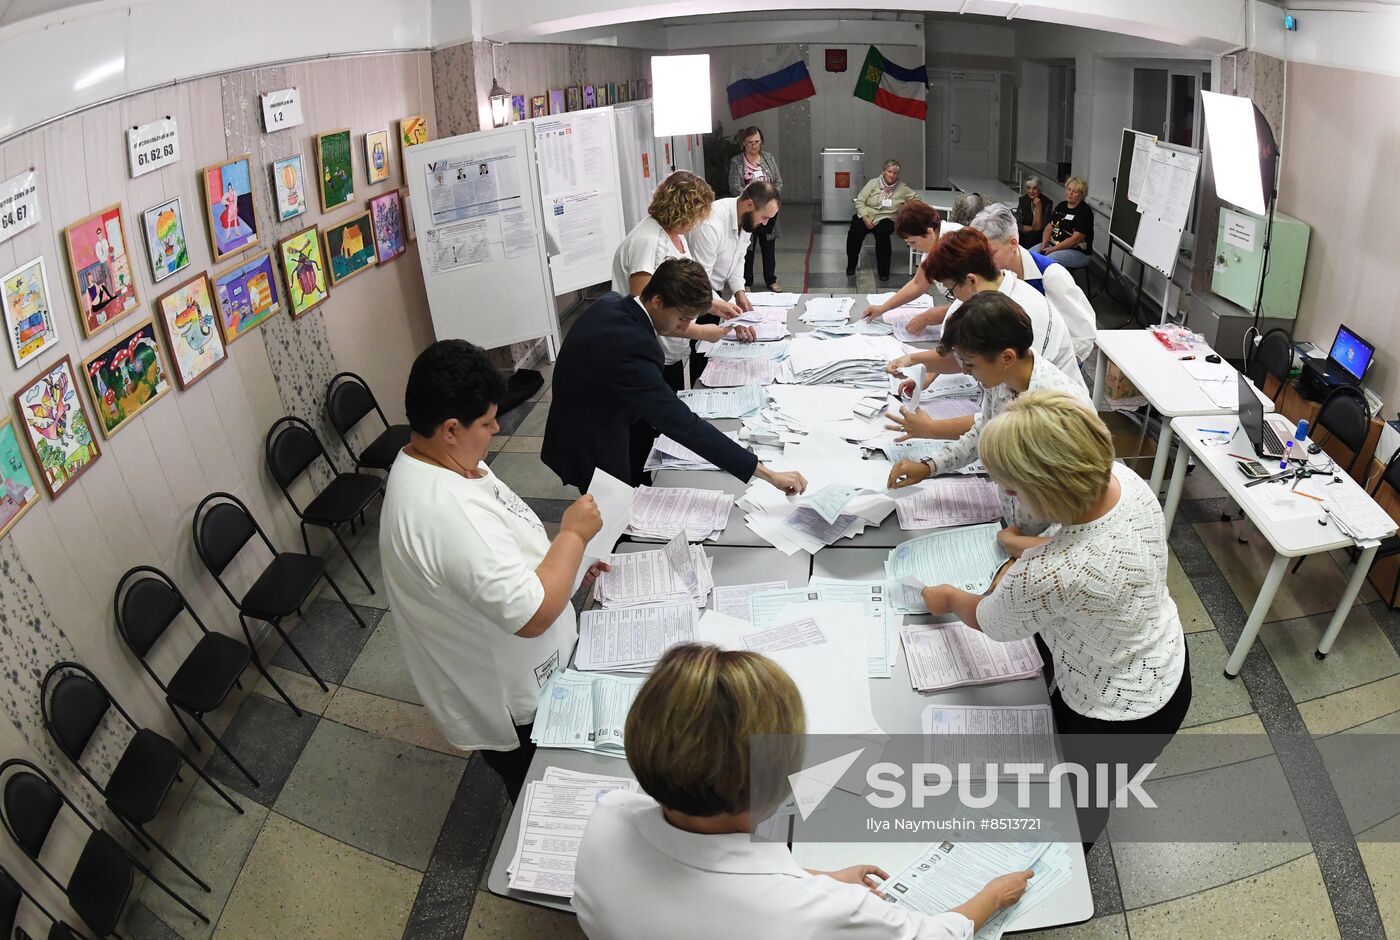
[
  {"x1": 1017, "y1": 193, "x2": 1054, "y2": 242},
  {"x1": 542, "y1": 293, "x2": 759, "y2": 490}
]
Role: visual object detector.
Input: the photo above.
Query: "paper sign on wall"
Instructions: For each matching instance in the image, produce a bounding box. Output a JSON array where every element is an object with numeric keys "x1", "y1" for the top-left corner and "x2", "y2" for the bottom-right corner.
[
  {"x1": 127, "y1": 118, "x2": 180, "y2": 178},
  {"x1": 1220, "y1": 209, "x2": 1257, "y2": 252},
  {"x1": 0, "y1": 169, "x2": 40, "y2": 244},
  {"x1": 261, "y1": 88, "x2": 304, "y2": 132}
]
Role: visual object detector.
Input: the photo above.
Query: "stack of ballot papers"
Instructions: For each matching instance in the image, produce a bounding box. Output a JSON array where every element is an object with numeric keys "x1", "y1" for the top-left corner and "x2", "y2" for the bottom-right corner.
[
  {"x1": 882, "y1": 841, "x2": 1075, "y2": 940},
  {"x1": 1294, "y1": 473, "x2": 1399, "y2": 541},
  {"x1": 531, "y1": 670, "x2": 647, "y2": 755},
  {"x1": 732, "y1": 305, "x2": 790, "y2": 324},
  {"x1": 922, "y1": 704, "x2": 1057, "y2": 768},
  {"x1": 900, "y1": 621, "x2": 1043, "y2": 691},
  {"x1": 810, "y1": 319, "x2": 894, "y2": 338},
  {"x1": 505, "y1": 768, "x2": 639, "y2": 898},
  {"x1": 741, "y1": 581, "x2": 895, "y2": 678},
  {"x1": 745, "y1": 290, "x2": 800, "y2": 306},
  {"x1": 880, "y1": 438, "x2": 988, "y2": 476},
  {"x1": 643, "y1": 433, "x2": 741, "y2": 472},
  {"x1": 885, "y1": 522, "x2": 1008, "y2": 613},
  {"x1": 704, "y1": 338, "x2": 790, "y2": 360},
  {"x1": 625, "y1": 485, "x2": 734, "y2": 541},
  {"x1": 924, "y1": 372, "x2": 982, "y2": 398},
  {"x1": 777, "y1": 334, "x2": 909, "y2": 388},
  {"x1": 698, "y1": 357, "x2": 783, "y2": 387},
  {"x1": 797, "y1": 296, "x2": 855, "y2": 324},
  {"x1": 709, "y1": 580, "x2": 789, "y2": 620},
  {"x1": 576, "y1": 600, "x2": 697, "y2": 671},
  {"x1": 893, "y1": 479, "x2": 1003, "y2": 529},
  {"x1": 884, "y1": 306, "x2": 941, "y2": 343},
  {"x1": 867, "y1": 291, "x2": 933, "y2": 309},
  {"x1": 677, "y1": 384, "x2": 767, "y2": 418},
  {"x1": 594, "y1": 536, "x2": 715, "y2": 608}
]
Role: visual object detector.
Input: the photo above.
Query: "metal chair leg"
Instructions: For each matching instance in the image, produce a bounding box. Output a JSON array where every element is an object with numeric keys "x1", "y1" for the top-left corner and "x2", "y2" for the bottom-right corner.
[
  {"x1": 137, "y1": 821, "x2": 212, "y2": 892},
  {"x1": 331, "y1": 525, "x2": 375, "y2": 594},
  {"x1": 114, "y1": 813, "x2": 152, "y2": 851},
  {"x1": 168, "y1": 701, "x2": 201, "y2": 752},
  {"x1": 267, "y1": 617, "x2": 330, "y2": 692},
  {"x1": 192, "y1": 712, "x2": 260, "y2": 788},
  {"x1": 130, "y1": 855, "x2": 210, "y2": 924},
  {"x1": 321, "y1": 572, "x2": 371, "y2": 630},
  {"x1": 300, "y1": 520, "x2": 313, "y2": 555},
  {"x1": 243, "y1": 630, "x2": 303, "y2": 717},
  {"x1": 184, "y1": 753, "x2": 246, "y2": 815}
]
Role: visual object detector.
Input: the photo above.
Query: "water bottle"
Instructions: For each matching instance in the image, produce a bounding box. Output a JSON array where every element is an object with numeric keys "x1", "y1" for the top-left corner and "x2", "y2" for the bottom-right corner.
[{"x1": 1295, "y1": 418, "x2": 1310, "y2": 442}]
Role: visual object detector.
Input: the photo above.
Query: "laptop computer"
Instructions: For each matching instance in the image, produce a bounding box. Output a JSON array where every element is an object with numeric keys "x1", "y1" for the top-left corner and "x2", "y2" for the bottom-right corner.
[
  {"x1": 1303, "y1": 324, "x2": 1375, "y2": 390},
  {"x1": 1237, "y1": 373, "x2": 1296, "y2": 459}
]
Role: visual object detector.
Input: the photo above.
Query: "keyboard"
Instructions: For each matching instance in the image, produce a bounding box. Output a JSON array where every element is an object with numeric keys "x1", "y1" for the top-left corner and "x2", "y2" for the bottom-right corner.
[{"x1": 1262, "y1": 420, "x2": 1285, "y2": 456}]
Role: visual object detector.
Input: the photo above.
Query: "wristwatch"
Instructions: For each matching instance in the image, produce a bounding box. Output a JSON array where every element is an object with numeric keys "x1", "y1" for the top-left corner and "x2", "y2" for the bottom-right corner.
[{"x1": 919, "y1": 456, "x2": 936, "y2": 475}]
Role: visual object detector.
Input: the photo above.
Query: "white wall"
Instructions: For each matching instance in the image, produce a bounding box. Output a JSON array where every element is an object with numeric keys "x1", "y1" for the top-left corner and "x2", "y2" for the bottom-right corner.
[{"x1": 1282, "y1": 6, "x2": 1400, "y2": 77}]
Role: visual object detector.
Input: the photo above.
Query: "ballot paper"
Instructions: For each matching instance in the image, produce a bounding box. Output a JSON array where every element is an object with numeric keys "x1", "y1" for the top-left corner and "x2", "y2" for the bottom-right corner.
[
  {"x1": 710, "y1": 581, "x2": 789, "y2": 620},
  {"x1": 643, "y1": 433, "x2": 742, "y2": 472},
  {"x1": 893, "y1": 479, "x2": 1004, "y2": 530},
  {"x1": 703, "y1": 339, "x2": 790, "y2": 360},
  {"x1": 574, "y1": 470, "x2": 635, "y2": 593},
  {"x1": 781, "y1": 507, "x2": 865, "y2": 551},
  {"x1": 811, "y1": 319, "x2": 894, "y2": 338},
  {"x1": 885, "y1": 522, "x2": 1008, "y2": 613},
  {"x1": 593, "y1": 543, "x2": 714, "y2": 608},
  {"x1": 920, "y1": 397, "x2": 981, "y2": 420},
  {"x1": 699, "y1": 358, "x2": 783, "y2": 387},
  {"x1": 745, "y1": 291, "x2": 800, "y2": 306},
  {"x1": 575, "y1": 600, "x2": 697, "y2": 671},
  {"x1": 1295, "y1": 473, "x2": 1398, "y2": 541},
  {"x1": 531, "y1": 670, "x2": 648, "y2": 754},
  {"x1": 925, "y1": 373, "x2": 982, "y2": 398},
  {"x1": 902, "y1": 363, "x2": 927, "y2": 410},
  {"x1": 677, "y1": 384, "x2": 767, "y2": 419},
  {"x1": 777, "y1": 334, "x2": 908, "y2": 388},
  {"x1": 882, "y1": 438, "x2": 987, "y2": 475},
  {"x1": 885, "y1": 307, "x2": 940, "y2": 343},
  {"x1": 765, "y1": 622, "x2": 883, "y2": 736},
  {"x1": 900, "y1": 622, "x2": 1043, "y2": 691},
  {"x1": 625, "y1": 485, "x2": 734, "y2": 541},
  {"x1": 746, "y1": 588, "x2": 891, "y2": 679},
  {"x1": 868, "y1": 291, "x2": 933, "y2": 309},
  {"x1": 506, "y1": 776, "x2": 639, "y2": 898},
  {"x1": 748, "y1": 319, "x2": 791, "y2": 341},
  {"x1": 798, "y1": 296, "x2": 856, "y2": 323},
  {"x1": 801, "y1": 483, "x2": 864, "y2": 525},
  {"x1": 921, "y1": 704, "x2": 1057, "y2": 769},
  {"x1": 732, "y1": 305, "x2": 790, "y2": 324},
  {"x1": 1198, "y1": 378, "x2": 1237, "y2": 409},
  {"x1": 807, "y1": 578, "x2": 896, "y2": 678}
]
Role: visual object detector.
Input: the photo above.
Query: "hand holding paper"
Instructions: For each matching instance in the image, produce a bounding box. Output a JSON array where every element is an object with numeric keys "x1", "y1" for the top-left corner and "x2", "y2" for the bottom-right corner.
[{"x1": 572, "y1": 470, "x2": 635, "y2": 592}]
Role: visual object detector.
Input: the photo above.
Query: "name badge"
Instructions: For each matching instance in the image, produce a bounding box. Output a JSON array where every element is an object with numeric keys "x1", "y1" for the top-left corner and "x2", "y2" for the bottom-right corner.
[
  {"x1": 881, "y1": 198, "x2": 893, "y2": 208},
  {"x1": 1064, "y1": 213, "x2": 1075, "y2": 220}
]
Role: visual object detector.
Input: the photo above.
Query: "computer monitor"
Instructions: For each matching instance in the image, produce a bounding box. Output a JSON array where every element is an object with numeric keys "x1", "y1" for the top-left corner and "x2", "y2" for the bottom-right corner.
[{"x1": 1327, "y1": 324, "x2": 1375, "y2": 383}]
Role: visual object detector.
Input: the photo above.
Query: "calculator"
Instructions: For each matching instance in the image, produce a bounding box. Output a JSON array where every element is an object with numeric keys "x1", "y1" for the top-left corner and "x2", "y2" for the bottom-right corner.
[{"x1": 1235, "y1": 459, "x2": 1271, "y2": 480}]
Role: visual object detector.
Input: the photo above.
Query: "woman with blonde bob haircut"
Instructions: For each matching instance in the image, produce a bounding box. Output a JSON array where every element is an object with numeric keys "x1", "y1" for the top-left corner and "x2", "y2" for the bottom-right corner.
[
  {"x1": 919, "y1": 391, "x2": 1191, "y2": 845},
  {"x1": 574, "y1": 643, "x2": 1035, "y2": 939}
]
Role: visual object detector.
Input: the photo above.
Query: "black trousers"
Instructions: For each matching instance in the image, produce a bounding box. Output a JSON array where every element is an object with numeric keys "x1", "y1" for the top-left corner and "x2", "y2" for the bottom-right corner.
[
  {"x1": 744, "y1": 218, "x2": 777, "y2": 288},
  {"x1": 479, "y1": 722, "x2": 536, "y2": 802},
  {"x1": 846, "y1": 216, "x2": 896, "y2": 278}
]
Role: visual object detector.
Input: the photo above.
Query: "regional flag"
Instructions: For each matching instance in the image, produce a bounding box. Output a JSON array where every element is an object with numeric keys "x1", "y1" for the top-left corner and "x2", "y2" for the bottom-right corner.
[
  {"x1": 852, "y1": 46, "x2": 928, "y2": 120},
  {"x1": 727, "y1": 46, "x2": 817, "y2": 120}
]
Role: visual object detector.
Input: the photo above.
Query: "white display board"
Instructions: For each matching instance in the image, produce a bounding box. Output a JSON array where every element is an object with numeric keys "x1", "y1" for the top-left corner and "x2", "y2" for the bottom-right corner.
[
  {"x1": 612, "y1": 101, "x2": 661, "y2": 231},
  {"x1": 531, "y1": 109, "x2": 628, "y2": 296},
  {"x1": 403, "y1": 124, "x2": 559, "y2": 354},
  {"x1": 1130, "y1": 141, "x2": 1201, "y2": 278}
]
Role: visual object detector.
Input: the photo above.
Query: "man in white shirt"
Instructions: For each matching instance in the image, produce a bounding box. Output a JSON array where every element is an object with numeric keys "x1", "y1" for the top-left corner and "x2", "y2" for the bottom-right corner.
[
  {"x1": 689, "y1": 181, "x2": 782, "y2": 309},
  {"x1": 379, "y1": 340, "x2": 608, "y2": 799}
]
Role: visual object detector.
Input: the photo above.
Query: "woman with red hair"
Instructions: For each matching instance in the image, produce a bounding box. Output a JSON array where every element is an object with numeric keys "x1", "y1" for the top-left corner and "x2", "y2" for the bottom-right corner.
[{"x1": 859, "y1": 200, "x2": 962, "y2": 330}]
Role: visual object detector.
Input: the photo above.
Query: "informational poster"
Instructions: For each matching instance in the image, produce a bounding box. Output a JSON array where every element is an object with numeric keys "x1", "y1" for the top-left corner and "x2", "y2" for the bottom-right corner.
[
  {"x1": 0, "y1": 169, "x2": 41, "y2": 244},
  {"x1": 1128, "y1": 133, "x2": 1155, "y2": 205},
  {"x1": 1221, "y1": 208, "x2": 1257, "y2": 251},
  {"x1": 424, "y1": 147, "x2": 524, "y2": 226},
  {"x1": 1137, "y1": 145, "x2": 1200, "y2": 232},
  {"x1": 424, "y1": 217, "x2": 498, "y2": 274},
  {"x1": 533, "y1": 110, "x2": 626, "y2": 293},
  {"x1": 127, "y1": 118, "x2": 179, "y2": 178},
  {"x1": 260, "y1": 88, "x2": 304, "y2": 132}
]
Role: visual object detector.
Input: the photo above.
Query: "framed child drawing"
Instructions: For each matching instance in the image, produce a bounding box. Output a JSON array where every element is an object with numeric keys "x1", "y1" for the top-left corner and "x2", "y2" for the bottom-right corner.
[
  {"x1": 154, "y1": 272, "x2": 226, "y2": 389},
  {"x1": 277, "y1": 225, "x2": 330, "y2": 318},
  {"x1": 530, "y1": 95, "x2": 547, "y2": 118},
  {"x1": 212, "y1": 250, "x2": 282, "y2": 343},
  {"x1": 63, "y1": 203, "x2": 141, "y2": 337},
  {"x1": 317, "y1": 128, "x2": 355, "y2": 212},
  {"x1": 271, "y1": 155, "x2": 308, "y2": 222},
  {"x1": 81, "y1": 318, "x2": 171, "y2": 438},
  {"x1": 141, "y1": 197, "x2": 190, "y2": 283},
  {"x1": 365, "y1": 128, "x2": 392, "y2": 184},
  {"x1": 369, "y1": 191, "x2": 406, "y2": 264},
  {"x1": 0, "y1": 415, "x2": 41, "y2": 538},
  {"x1": 322, "y1": 212, "x2": 377, "y2": 286},
  {"x1": 3, "y1": 257, "x2": 60, "y2": 368},
  {"x1": 201, "y1": 154, "x2": 260, "y2": 263},
  {"x1": 11, "y1": 355, "x2": 101, "y2": 499}
]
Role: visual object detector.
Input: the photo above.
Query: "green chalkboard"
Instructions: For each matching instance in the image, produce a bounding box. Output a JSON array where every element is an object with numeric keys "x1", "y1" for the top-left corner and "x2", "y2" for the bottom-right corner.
[{"x1": 1109, "y1": 128, "x2": 1155, "y2": 249}]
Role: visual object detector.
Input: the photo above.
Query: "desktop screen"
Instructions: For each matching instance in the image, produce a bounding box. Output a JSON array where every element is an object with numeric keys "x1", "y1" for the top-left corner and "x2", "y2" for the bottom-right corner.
[{"x1": 1328, "y1": 326, "x2": 1375, "y2": 382}]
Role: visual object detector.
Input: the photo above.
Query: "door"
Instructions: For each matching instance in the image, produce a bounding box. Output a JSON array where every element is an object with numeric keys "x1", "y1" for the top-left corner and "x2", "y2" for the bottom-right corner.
[
  {"x1": 926, "y1": 80, "x2": 949, "y2": 188},
  {"x1": 948, "y1": 73, "x2": 998, "y2": 181}
]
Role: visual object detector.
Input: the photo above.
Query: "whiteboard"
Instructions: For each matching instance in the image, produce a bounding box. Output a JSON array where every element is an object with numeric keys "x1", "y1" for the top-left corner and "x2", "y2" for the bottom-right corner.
[
  {"x1": 1129, "y1": 141, "x2": 1201, "y2": 279},
  {"x1": 613, "y1": 101, "x2": 661, "y2": 230},
  {"x1": 403, "y1": 124, "x2": 559, "y2": 353},
  {"x1": 530, "y1": 109, "x2": 628, "y2": 295}
]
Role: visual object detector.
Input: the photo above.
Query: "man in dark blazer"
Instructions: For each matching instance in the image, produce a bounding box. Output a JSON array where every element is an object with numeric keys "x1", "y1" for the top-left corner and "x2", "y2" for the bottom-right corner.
[{"x1": 543, "y1": 258, "x2": 807, "y2": 496}]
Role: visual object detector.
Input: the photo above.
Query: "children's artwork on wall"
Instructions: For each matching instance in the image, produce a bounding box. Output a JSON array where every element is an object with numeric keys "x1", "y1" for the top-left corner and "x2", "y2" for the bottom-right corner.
[
  {"x1": 369, "y1": 191, "x2": 406, "y2": 264},
  {"x1": 154, "y1": 272, "x2": 226, "y2": 389},
  {"x1": 584, "y1": 85, "x2": 596, "y2": 108},
  {"x1": 81, "y1": 318, "x2": 171, "y2": 438},
  {"x1": 511, "y1": 95, "x2": 526, "y2": 123},
  {"x1": 316, "y1": 128, "x2": 355, "y2": 212},
  {"x1": 566, "y1": 86, "x2": 582, "y2": 112},
  {"x1": 640, "y1": 79, "x2": 650, "y2": 98},
  {"x1": 365, "y1": 128, "x2": 392, "y2": 184},
  {"x1": 596, "y1": 84, "x2": 609, "y2": 107},
  {"x1": 400, "y1": 189, "x2": 417, "y2": 243},
  {"x1": 63, "y1": 204, "x2": 140, "y2": 337},
  {"x1": 212, "y1": 250, "x2": 281, "y2": 343},
  {"x1": 3, "y1": 257, "x2": 60, "y2": 368},
  {"x1": 141, "y1": 197, "x2": 190, "y2": 284},
  {"x1": 271, "y1": 155, "x2": 308, "y2": 222},
  {"x1": 201, "y1": 155, "x2": 259, "y2": 263},
  {"x1": 277, "y1": 225, "x2": 330, "y2": 317},
  {"x1": 616, "y1": 81, "x2": 629, "y2": 103},
  {"x1": 322, "y1": 212, "x2": 378, "y2": 286},
  {"x1": 11, "y1": 356, "x2": 100, "y2": 498},
  {"x1": 628, "y1": 80, "x2": 639, "y2": 101},
  {"x1": 549, "y1": 89, "x2": 565, "y2": 115},
  {"x1": 399, "y1": 115, "x2": 428, "y2": 149},
  {"x1": 530, "y1": 95, "x2": 547, "y2": 118},
  {"x1": 0, "y1": 415, "x2": 40, "y2": 538}
]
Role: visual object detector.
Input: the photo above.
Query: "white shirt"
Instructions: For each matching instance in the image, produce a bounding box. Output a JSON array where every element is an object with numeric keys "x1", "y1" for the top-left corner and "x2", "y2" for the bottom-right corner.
[
  {"x1": 1018, "y1": 245, "x2": 1096, "y2": 361},
  {"x1": 378, "y1": 452, "x2": 576, "y2": 751},
  {"x1": 612, "y1": 216, "x2": 690, "y2": 365},
  {"x1": 943, "y1": 271, "x2": 1085, "y2": 398},
  {"x1": 690, "y1": 197, "x2": 752, "y2": 298},
  {"x1": 574, "y1": 791, "x2": 974, "y2": 940},
  {"x1": 979, "y1": 462, "x2": 1188, "y2": 720}
]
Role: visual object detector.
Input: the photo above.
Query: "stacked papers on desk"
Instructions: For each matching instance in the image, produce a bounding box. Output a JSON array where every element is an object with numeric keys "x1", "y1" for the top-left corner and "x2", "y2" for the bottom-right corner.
[
  {"x1": 531, "y1": 670, "x2": 647, "y2": 755},
  {"x1": 704, "y1": 339, "x2": 790, "y2": 360},
  {"x1": 885, "y1": 522, "x2": 1008, "y2": 613},
  {"x1": 894, "y1": 479, "x2": 1003, "y2": 529},
  {"x1": 924, "y1": 373, "x2": 982, "y2": 398},
  {"x1": 677, "y1": 384, "x2": 767, "y2": 419},
  {"x1": 777, "y1": 333, "x2": 909, "y2": 388},
  {"x1": 811, "y1": 319, "x2": 894, "y2": 338},
  {"x1": 643, "y1": 433, "x2": 740, "y2": 471},
  {"x1": 732, "y1": 306, "x2": 790, "y2": 324},
  {"x1": 884, "y1": 306, "x2": 941, "y2": 343},
  {"x1": 699, "y1": 358, "x2": 783, "y2": 387},
  {"x1": 921, "y1": 704, "x2": 1057, "y2": 769},
  {"x1": 901, "y1": 621, "x2": 1043, "y2": 691},
  {"x1": 868, "y1": 291, "x2": 933, "y2": 309},
  {"x1": 576, "y1": 600, "x2": 697, "y2": 672},
  {"x1": 506, "y1": 769, "x2": 639, "y2": 898},
  {"x1": 1294, "y1": 473, "x2": 1399, "y2": 542},
  {"x1": 745, "y1": 291, "x2": 800, "y2": 306},
  {"x1": 594, "y1": 538, "x2": 715, "y2": 608},
  {"x1": 626, "y1": 485, "x2": 734, "y2": 541},
  {"x1": 709, "y1": 581, "x2": 790, "y2": 620},
  {"x1": 797, "y1": 296, "x2": 855, "y2": 324}
]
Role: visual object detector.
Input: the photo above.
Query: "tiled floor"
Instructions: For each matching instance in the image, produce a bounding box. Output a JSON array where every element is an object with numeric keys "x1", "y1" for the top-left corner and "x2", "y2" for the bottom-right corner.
[{"x1": 121, "y1": 202, "x2": 1400, "y2": 939}]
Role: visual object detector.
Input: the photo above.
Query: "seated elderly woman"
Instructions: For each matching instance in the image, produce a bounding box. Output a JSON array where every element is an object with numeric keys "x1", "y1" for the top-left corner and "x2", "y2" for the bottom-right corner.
[
  {"x1": 918, "y1": 389, "x2": 1192, "y2": 844},
  {"x1": 1017, "y1": 177, "x2": 1053, "y2": 248},
  {"x1": 1031, "y1": 176, "x2": 1095, "y2": 271},
  {"x1": 574, "y1": 643, "x2": 1034, "y2": 938},
  {"x1": 845, "y1": 159, "x2": 916, "y2": 282},
  {"x1": 950, "y1": 191, "x2": 985, "y2": 225}
]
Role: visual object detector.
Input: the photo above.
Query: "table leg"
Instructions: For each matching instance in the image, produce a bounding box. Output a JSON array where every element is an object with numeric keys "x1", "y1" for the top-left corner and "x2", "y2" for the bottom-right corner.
[
  {"x1": 1316, "y1": 544, "x2": 1379, "y2": 658},
  {"x1": 1161, "y1": 437, "x2": 1191, "y2": 532},
  {"x1": 1225, "y1": 552, "x2": 1289, "y2": 678},
  {"x1": 1149, "y1": 421, "x2": 1174, "y2": 496},
  {"x1": 1092, "y1": 351, "x2": 1108, "y2": 411}
]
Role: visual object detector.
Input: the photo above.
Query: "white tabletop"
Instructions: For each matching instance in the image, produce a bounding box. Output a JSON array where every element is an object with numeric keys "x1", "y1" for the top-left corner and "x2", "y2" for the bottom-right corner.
[
  {"x1": 1095, "y1": 330, "x2": 1273, "y2": 418},
  {"x1": 948, "y1": 175, "x2": 1021, "y2": 207}
]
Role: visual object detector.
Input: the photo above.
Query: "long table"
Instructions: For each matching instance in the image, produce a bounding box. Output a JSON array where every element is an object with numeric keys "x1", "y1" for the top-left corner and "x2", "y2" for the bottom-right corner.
[{"x1": 485, "y1": 294, "x2": 1095, "y2": 929}]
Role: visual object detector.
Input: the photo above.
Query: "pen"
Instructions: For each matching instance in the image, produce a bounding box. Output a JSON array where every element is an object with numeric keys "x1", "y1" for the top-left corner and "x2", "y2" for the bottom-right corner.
[
  {"x1": 1227, "y1": 453, "x2": 1255, "y2": 461},
  {"x1": 1179, "y1": 355, "x2": 1197, "y2": 361},
  {"x1": 1196, "y1": 428, "x2": 1230, "y2": 435}
]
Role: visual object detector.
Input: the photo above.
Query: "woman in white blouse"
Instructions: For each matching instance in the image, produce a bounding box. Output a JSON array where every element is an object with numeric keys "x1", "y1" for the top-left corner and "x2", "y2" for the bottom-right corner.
[
  {"x1": 574, "y1": 643, "x2": 1033, "y2": 939},
  {"x1": 918, "y1": 390, "x2": 1192, "y2": 844}
]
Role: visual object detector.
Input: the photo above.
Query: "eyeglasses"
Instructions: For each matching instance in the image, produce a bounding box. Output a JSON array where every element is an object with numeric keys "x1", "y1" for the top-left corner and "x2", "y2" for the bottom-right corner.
[{"x1": 939, "y1": 283, "x2": 958, "y2": 301}]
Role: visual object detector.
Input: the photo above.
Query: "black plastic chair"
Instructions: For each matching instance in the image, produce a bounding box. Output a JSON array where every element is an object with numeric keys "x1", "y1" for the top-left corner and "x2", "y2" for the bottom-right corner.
[
  {"x1": 114, "y1": 566, "x2": 300, "y2": 789},
  {"x1": 1292, "y1": 385, "x2": 1373, "y2": 573},
  {"x1": 1366, "y1": 448, "x2": 1400, "y2": 610},
  {"x1": 0, "y1": 759, "x2": 207, "y2": 936},
  {"x1": 1246, "y1": 327, "x2": 1293, "y2": 403},
  {"x1": 1, "y1": 862, "x2": 94, "y2": 940},
  {"x1": 327, "y1": 372, "x2": 411, "y2": 473},
  {"x1": 265, "y1": 416, "x2": 384, "y2": 594},
  {"x1": 41, "y1": 661, "x2": 245, "y2": 894},
  {"x1": 194, "y1": 492, "x2": 369, "y2": 696}
]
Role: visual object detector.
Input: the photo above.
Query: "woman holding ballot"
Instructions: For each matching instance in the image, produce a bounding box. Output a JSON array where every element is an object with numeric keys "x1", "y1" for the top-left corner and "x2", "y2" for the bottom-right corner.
[
  {"x1": 573, "y1": 643, "x2": 1034, "y2": 938},
  {"x1": 859, "y1": 200, "x2": 962, "y2": 331},
  {"x1": 916, "y1": 390, "x2": 1191, "y2": 844}
]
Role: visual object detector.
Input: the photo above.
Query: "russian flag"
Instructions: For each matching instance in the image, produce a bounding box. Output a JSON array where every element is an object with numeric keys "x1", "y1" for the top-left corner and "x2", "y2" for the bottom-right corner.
[
  {"x1": 727, "y1": 46, "x2": 816, "y2": 120},
  {"x1": 853, "y1": 46, "x2": 928, "y2": 120}
]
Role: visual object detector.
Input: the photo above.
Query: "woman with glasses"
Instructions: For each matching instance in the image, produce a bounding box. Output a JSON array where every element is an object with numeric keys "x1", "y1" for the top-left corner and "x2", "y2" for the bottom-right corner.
[{"x1": 727, "y1": 126, "x2": 784, "y2": 292}]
